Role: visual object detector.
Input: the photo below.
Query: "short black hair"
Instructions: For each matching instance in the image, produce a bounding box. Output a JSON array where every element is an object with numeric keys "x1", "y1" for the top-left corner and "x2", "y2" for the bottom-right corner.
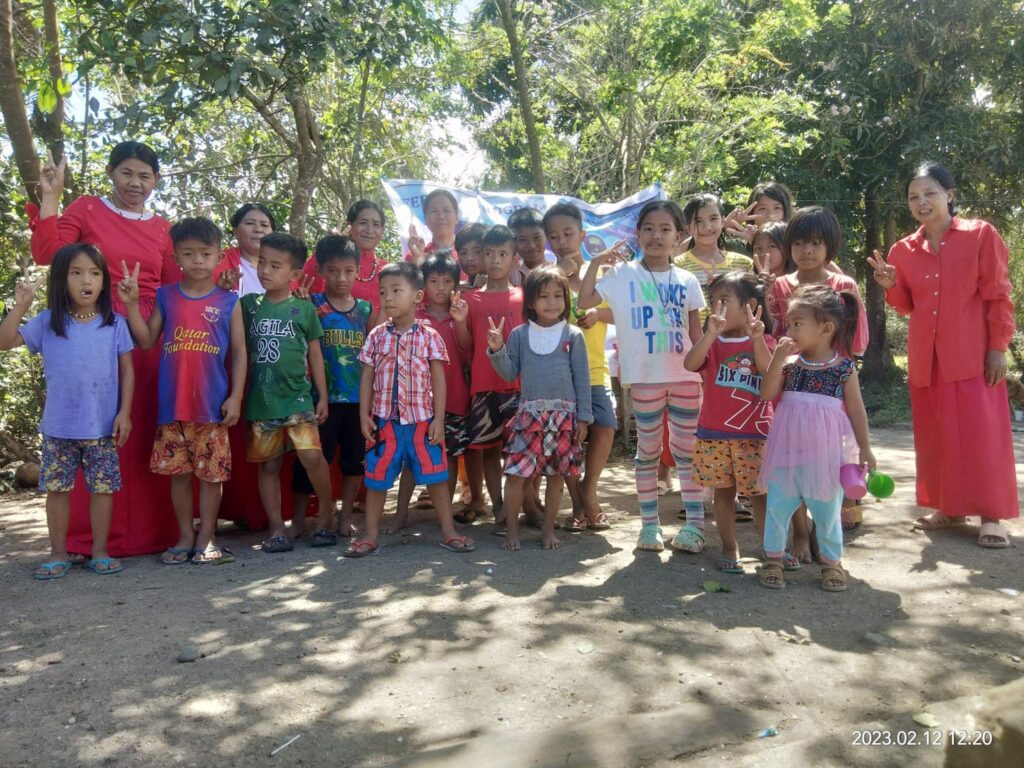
[
  {"x1": 523, "y1": 266, "x2": 571, "y2": 323},
  {"x1": 423, "y1": 189, "x2": 459, "y2": 215},
  {"x1": 260, "y1": 232, "x2": 307, "y2": 269},
  {"x1": 379, "y1": 260, "x2": 424, "y2": 290},
  {"x1": 784, "y1": 206, "x2": 842, "y2": 263},
  {"x1": 347, "y1": 199, "x2": 386, "y2": 226},
  {"x1": 314, "y1": 235, "x2": 360, "y2": 267},
  {"x1": 230, "y1": 202, "x2": 277, "y2": 232},
  {"x1": 542, "y1": 203, "x2": 583, "y2": 231},
  {"x1": 507, "y1": 206, "x2": 544, "y2": 231},
  {"x1": 169, "y1": 216, "x2": 222, "y2": 247},
  {"x1": 108, "y1": 140, "x2": 159, "y2": 174},
  {"x1": 421, "y1": 249, "x2": 461, "y2": 284},
  {"x1": 455, "y1": 222, "x2": 487, "y2": 252},
  {"x1": 909, "y1": 162, "x2": 957, "y2": 216},
  {"x1": 482, "y1": 225, "x2": 515, "y2": 248}
]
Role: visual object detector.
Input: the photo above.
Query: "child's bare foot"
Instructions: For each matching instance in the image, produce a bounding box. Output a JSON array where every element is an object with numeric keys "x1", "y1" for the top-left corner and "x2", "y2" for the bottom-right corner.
[
  {"x1": 791, "y1": 536, "x2": 812, "y2": 564},
  {"x1": 503, "y1": 536, "x2": 521, "y2": 551},
  {"x1": 337, "y1": 515, "x2": 357, "y2": 537},
  {"x1": 289, "y1": 516, "x2": 306, "y2": 540},
  {"x1": 386, "y1": 515, "x2": 409, "y2": 535},
  {"x1": 541, "y1": 530, "x2": 563, "y2": 550}
]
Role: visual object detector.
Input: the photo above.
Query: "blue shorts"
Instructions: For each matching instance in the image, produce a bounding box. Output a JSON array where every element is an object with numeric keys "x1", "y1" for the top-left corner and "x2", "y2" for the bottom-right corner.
[
  {"x1": 590, "y1": 385, "x2": 618, "y2": 430},
  {"x1": 364, "y1": 418, "x2": 448, "y2": 491}
]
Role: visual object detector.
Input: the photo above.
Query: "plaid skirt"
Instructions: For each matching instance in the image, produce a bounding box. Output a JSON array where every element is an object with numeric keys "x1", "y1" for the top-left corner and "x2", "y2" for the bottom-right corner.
[{"x1": 503, "y1": 402, "x2": 583, "y2": 478}]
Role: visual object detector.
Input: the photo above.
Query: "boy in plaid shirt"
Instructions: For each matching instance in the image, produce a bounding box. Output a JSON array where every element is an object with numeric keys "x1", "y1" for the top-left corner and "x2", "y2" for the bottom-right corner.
[{"x1": 346, "y1": 262, "x2": 475, "y2": 557}]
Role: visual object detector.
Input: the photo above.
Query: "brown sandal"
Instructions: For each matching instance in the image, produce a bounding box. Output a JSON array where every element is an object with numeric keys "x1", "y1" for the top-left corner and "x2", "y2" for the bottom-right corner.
[
  {"x1": 759, "y1": 561, "x2": 785, "y2": 590},
  {"x1": 820, "y1": 563, "x2": 848, "y2": 592}
]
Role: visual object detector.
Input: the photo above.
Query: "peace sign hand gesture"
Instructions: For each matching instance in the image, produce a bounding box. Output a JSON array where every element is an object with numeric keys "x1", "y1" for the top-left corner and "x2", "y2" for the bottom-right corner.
[
  {"x1": 486, "y1": 316, "x2": 506, "y2": 352},
  {"x1": 724, "y1": 202, "x2": 758, "y2": 243},
  {"x1": 293, "y1": 272, "x2": 315, "y2": 300},
  {"x1": 752, "y1": 252, "x2": 776, "y2": 290},
  {"x1": 408, "y1": 224, "x2": 426, "y2": 262},
  {"x1": 867, "y1": 250, "x2": 896, "y2": 289},
  {"x1": 38, "y1": 149, "x2": 67, "y2": 200},
  {"x1": 13, "y1": 265, "x2": 43, "y2": 310},
  {"x1": 592, "y1": 240, "x2": 628, "y2": 267},
  {"x1": 117, "y1": 261, "x2": 142, "y2": 305},
  {"x1": 449, "y1": 290, "x2": 468, "y2": 324},
  {"x1": 706, "y1": 300, "x2": 728, "y2": 336},
  {"x1": 744, "y1": 304, "x2": 766, "y2": 339}
]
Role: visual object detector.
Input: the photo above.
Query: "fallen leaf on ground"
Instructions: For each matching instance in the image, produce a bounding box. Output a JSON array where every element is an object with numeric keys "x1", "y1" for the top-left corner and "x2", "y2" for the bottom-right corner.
[
  {"x1": 702, "y1": 580, "x2": 731, "y2": 593},
  {"x1": 913, "y1": 712, "x2": 940, "y2": 728},
  {"x1": 577, "y1": 643, "x2": 595, "y2": 655}
]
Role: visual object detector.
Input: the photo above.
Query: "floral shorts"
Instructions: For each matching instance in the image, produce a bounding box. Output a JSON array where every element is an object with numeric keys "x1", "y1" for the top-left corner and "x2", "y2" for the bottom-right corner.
[
  {"x1": 691, "y1": 438, "x2": 766, "y2": 496},
  {"x1": 151, "y1": 421, "x2": 231, "y2": 482},
  {"x1": 39, "y1": 435, "x2": 121, "y2": 494},
  {"x1": 247, "y1": 411, "x2": 321, "y2": 463}
]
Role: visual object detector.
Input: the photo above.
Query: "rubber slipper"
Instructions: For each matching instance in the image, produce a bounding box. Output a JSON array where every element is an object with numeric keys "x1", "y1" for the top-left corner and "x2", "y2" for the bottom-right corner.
[
  {"x1": 85, "y1": 557, "x2": 123, "y2": 575},
  {"x1": 342, "y1": 540, "x2": 379, "y2": 558},
  {"x1": 191, "y1": 545, "x2": 234, "y2": 564},
  {"x1": 563, "y1": 516, "x2": 588, "y2": 533},
  {"x1": 587, "y1": 512, "x2": 612, "y2": 531},
  {"x1": 439, "y1": 535, "x2": 475, "y2": 553},
  {"x1": 161, "y1": 546, "x2": 192, "y2": 565},
  {"x1": 311, "y1": 529, "x2": 338, "y2": 548},
  {"x1": 978, "y1": 521, "x2": 1011, "y2": 549},
  {"x1": 782, "y1": 551, "x2": 802, "y2": 572},
  {"x1": 34, "y1": 560, "x2": 72, "y2": 580},
  {"x1": 718, "y1": 557, "x2": 744, "y2": 574},
  {"x1": 261, "y1": 536, "x2": 294, "y2": 553},
  {"x1": 914, "y1": 514, "x2": 967, "y2": 531}
]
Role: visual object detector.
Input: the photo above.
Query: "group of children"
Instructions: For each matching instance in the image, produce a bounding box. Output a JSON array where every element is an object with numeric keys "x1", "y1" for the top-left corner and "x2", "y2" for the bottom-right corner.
[{"x1": 3, "y1": 182, "x2": 878, "y2": 592}]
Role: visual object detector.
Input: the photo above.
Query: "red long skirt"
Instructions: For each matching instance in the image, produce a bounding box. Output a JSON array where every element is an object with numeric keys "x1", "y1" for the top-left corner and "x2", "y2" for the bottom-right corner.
[{"x1": 910, "y1": 367, "x2": 1020, "y2": 520}]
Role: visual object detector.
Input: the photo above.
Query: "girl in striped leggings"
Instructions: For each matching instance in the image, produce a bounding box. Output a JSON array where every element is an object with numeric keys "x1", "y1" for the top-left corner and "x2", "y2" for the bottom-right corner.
[{"x1": 577, "y1": 201, "x2": 707, "y2": 552}]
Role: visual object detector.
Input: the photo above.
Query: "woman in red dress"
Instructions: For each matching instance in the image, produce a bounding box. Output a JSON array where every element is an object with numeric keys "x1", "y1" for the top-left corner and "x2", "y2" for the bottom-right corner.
[
  {"x1": 29, "y1": 141, "x2": 180, "y2": 557},
  {"x1": 213, "y1": 203, "x2": 276, "y2": 297},
  {"x1": 869, "y1": 162, "x2": 1018, "y2": 547}
]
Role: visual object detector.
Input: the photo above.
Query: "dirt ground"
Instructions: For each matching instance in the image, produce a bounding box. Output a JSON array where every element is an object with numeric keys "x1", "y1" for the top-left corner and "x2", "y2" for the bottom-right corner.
[{"x1": 1, "y1": 427, "x2": 1022, "y2": 768}]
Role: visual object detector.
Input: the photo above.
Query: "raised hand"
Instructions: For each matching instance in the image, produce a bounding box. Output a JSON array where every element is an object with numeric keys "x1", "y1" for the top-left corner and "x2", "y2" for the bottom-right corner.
[
  {"x1": 449, "y1": 290, "x2": 468, "y2": 323},
  {"x1": 867, "y1": 250, "x2": 896, "y2": 289},
  {"x1": 117, "y1": 261, "x2": 142, "y2": 305},
  {"x1": 774, "y1": 336, "x2": 800, "y2": 359},
  {"x1": 408, "y1": 223, "x2": 426, "y2": 262},
  {"x1": 744, "y1": 304, "x2": 765, "y2": 339},
  {"x1": 724, "y1": 202, "x2": 758, "y2": 243},
  {"x1": 592, "y1": 240, "x2": 628, "y2": 267},
  {"x1": 706, "y1": 300, "x2": 727, "y2": 336},
  {"x1": 293, "y1": 272, "x2": 315, "y2": 300},
  {"x1": 13, "y1": 266, "x2": 43, "y2": 309},
  {"x1": 752, "y1": 253, "x2": 776, "y2": 292},
  {"x1": 38, "y1": 149, "x2": 67, "y2": 199},
  {"x1": 217, "y1": 267, "x2": 240, "y2": 291},
  {"x1": 486, "y1": 316, "x2": 506, "y2": 351}
]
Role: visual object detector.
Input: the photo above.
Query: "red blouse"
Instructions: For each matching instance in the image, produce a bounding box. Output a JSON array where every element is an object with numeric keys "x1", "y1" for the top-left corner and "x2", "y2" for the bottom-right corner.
[
  {"x1": 885, "y1": 217, "x2": 1015, "y2": 387},
  {"x1": 28, "y1": 196, "x2": 179, "y2": 311},
  {"x1": 769, "y1": 271, "x2": 869, "y2": 357}
]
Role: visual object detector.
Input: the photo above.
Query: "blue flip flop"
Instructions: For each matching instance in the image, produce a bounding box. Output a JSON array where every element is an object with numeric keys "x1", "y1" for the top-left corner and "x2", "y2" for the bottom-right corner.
[
  {"x1": 34, "y1": 560, "x2": 73, "y2": 580},
  {"x1": 161, "y1": 546, "x2": 192, "y2": 565},
  {"x1": 85, "y1": 557, "x2": 123, "y2": 575}
]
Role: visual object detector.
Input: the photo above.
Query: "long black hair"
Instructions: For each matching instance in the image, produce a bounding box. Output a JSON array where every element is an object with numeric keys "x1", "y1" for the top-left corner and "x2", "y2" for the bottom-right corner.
[{"x1": 48, "y1": 243, "x2": 115, "y2": 337}]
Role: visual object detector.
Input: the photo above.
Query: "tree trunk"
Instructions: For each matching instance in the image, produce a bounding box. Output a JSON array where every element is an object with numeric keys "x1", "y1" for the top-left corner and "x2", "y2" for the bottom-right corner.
[
  {"x1": 860, "y1": 186, "x2": 893, "y2": 380},
  {"x1": 0, "y1": 0, "x2": 40, "y2": 205},
  {"x1": 36, "y1": 0, "x2": 76, "y2": 198},
  {"x1": 495, "y1": 0, "x2": 545, "y2": 193},
  {"x1": 286, "y1": 86, "x2": 323, "y2": 239}
]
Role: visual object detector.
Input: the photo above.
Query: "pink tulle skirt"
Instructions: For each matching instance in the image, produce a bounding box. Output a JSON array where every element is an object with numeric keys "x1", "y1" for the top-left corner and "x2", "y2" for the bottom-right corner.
[{"x1": 759, "y1": 391, "x2": 859, "y2": 501}]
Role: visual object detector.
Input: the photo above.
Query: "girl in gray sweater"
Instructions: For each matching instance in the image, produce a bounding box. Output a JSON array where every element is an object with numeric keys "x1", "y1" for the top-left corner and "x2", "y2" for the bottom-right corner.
[{"x1": 487, "y1": 266, "x2": 593, "y2": 551}]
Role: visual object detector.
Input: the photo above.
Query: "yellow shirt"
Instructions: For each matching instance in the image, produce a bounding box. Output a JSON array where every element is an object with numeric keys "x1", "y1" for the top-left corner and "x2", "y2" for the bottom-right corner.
[
  {"x1": 571, "y1": 292, "x2": 610, "y2": 388},
  {"x1": 673, "y1": 250, "x2": 753, "y2": 320}
]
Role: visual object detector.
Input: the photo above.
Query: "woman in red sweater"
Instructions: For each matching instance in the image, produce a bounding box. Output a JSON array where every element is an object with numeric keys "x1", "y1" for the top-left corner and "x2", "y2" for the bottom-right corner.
[{"x1": 29, "y1": 141, "x2": 180, "y2": 557}]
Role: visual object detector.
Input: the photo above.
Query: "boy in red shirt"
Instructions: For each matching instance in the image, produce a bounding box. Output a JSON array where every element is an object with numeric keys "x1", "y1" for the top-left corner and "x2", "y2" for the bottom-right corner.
[{"x1": 452, "y1": 226, "x2": 523, "y2": 530}]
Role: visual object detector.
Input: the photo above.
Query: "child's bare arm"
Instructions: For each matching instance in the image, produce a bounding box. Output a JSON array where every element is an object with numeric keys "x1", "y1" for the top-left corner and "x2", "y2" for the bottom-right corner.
[
  {"x1": 307, "y1": 339, "x2": 329, "y2": 423},
  {"x1": 0, "y1": 275, "x2": 41, "y2": 350},
  {"x1": 843, "y1": 368, "x2": 876, "y2": 469},
  {"x1": 760, "y1": 337, "x2": 797, "y2": 401},
  {"x1": 359, "y1": 364, "x2": 376, "y2": 441},
  {"x1": 687, "y1": 309, "x2": 701, "y2": 346},
  {"x1": 577, "y1": 243, "x2": 625, "y2": 310},
  {"x1": 222, "y1": 302, "x2": 247, "y2": 426},
  {"x1": 112, "y1": 351, "x2": 134, "y2": 446},
  {"x1": 428, "y1": 360, "x2": 447, "y2": 446}
]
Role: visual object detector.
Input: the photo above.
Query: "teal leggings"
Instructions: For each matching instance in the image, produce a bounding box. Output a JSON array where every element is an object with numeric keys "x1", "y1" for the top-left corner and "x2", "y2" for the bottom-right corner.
[{"x1": 764, "y1": 478, "x2": 843, "y2": 565}]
